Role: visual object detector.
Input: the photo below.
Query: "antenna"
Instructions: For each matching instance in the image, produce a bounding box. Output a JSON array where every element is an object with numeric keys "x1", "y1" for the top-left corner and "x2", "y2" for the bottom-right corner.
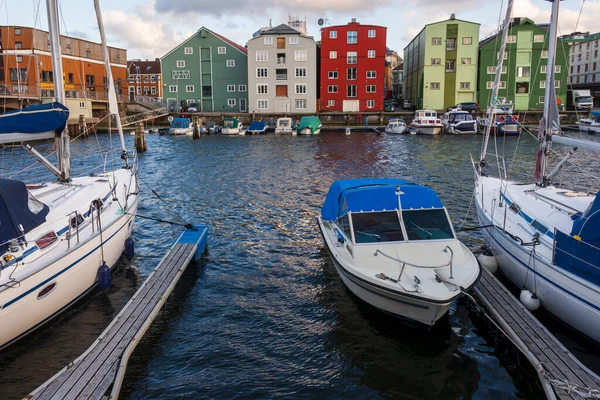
[{"x1": 318, "y1": 18, "x2": 324, "y2": 26}]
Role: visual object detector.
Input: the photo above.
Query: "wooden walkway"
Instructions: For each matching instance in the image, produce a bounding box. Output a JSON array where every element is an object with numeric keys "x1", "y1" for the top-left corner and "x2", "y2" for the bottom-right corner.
[
  {"x1": 28, "y1": 225, "x2": 209, "y2": 400},
  {"x1": 474, "y1": 267, "x2": 600, "y2": 400}
]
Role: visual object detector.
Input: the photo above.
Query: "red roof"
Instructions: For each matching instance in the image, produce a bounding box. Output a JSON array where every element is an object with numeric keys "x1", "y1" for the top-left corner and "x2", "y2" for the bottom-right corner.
[{"x1": 210, "y1": 29, "x2": 247, "y2": 54}]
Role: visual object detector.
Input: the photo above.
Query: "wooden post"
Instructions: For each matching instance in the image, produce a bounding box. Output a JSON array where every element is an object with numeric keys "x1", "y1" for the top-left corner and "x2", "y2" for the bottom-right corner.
[
  {"x1": 135, "y1": 121, "x2": 147, "y2": 153},
  {"x1": 192, "y1": 114, "x2": 200, "y2": 139},
  {"x1": 78, "y1": 114, "x2": 87, "y2": 137}
]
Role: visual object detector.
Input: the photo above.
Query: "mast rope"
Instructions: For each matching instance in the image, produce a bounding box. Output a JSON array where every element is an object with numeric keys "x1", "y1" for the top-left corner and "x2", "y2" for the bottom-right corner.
[{"x1": 136, "y1": 174, "x2": 192, "y2": 228}]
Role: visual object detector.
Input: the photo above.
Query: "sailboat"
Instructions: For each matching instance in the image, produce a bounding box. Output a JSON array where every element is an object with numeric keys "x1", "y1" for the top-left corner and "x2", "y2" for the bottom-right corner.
[
  {"x1": 474, "y1": 0, "x2": 600, "y2": 343},
  {"x1": 0, "y1": 0, "x2": 139, "y2": 351}
]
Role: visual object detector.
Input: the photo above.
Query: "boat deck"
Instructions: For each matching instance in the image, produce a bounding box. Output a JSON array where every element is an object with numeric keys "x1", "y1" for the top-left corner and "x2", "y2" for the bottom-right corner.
[
  {"x1": 474, "y1": 267, "x2": 600, "y2": 399},
  {"x1": 28, "y1": 224, "x2": 209, "y2": 400}
]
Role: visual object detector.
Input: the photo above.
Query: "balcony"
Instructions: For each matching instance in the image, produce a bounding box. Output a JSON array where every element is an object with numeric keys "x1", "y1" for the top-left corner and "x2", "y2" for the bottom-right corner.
[
  {"x1": 277, "y1": 53, "x2": 286, "y2": 65},
  {"x1": 276, "y1": 69, "x2": 287, "y2": 81}
]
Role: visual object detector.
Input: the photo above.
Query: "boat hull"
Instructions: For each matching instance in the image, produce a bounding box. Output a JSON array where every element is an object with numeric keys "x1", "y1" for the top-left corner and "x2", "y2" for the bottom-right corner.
[
  {"x1": 221, "y1": 128, "x2": 241, "y2": 135},
  {"x1": 298, "y1": 127, "x2": 321, "y2": 136},
  {"x1": 385, "y1": 126, "x2": 407, "y2": 134},
  {"x1": 411, "y1": 125, "x2": 442, "y2": 135}
]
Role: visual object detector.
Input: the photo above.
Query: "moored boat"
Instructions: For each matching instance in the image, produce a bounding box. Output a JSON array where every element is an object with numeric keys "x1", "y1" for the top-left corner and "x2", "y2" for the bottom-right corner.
[
  {"x1": 384, "y1": 118, "x2": 407, "y2": 134},
  {"x1": 221, "y1": 117, "x2": 243, "y2": 135},
  {"x1": 297, "y1": 116, "x2": 322, "y2": 136},
  {"x1": 410, "y1": 110, "x2": 442, "y2": 135},
  {"x1": 576, "y1": 112, "x2": 600, "y2": 134},
  {"x1": 442, "y1": 111, "x2": 477, "y2": 134},
  {"x1": 247, "y1": 121, "x2": 267, "y2": 135},
  {"x1": 274, "y1": 117, "x2": 296, "y2": 135},
  {"x1": 169, "y1": 117, "x2": 194, "y2": 135}
]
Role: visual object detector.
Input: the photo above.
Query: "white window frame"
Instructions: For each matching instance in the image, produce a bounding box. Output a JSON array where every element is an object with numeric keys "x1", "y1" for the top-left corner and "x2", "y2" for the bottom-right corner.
[
  {"x1": 534, "y1": 35, "x2": 544, "y2": 43},
  {"x1": 227, "y1": 98, "x2": 236, "y2": 107},
  {"x1": 432, "y1": 37, "x2": 442, "y2": 45},
  {"x1": 366, "y1": 100, "x2": 375, "y2": 108},
  {"x1": 185, "y1": 85, "x2": 194, "y2": 92},
  {"x1": 554, "y1": 65, "x2": 561, "y2": 73},
  {"x1": 328, "y1": 85, "x2": 338, "y2": 93},
  {"x1": 462, "y1": 37, "x2": 473, "y2": 45},
  {"x1": 368, "y1": 29, "x2": 376, "y2": 38},
  {"x1": 330, "y1": 30, "x2": 337, "y2": 39},
  {"x1": 366, "y1": 85, "x2": 376, "y2": 93},
  {"x1": 430, "y1": 82, "x2": 440, "y2": 90},
  {"x1": 539, "y1": 96, "x2": 545, "y2": 104},
  {"x1": 295, "y1": 99, "x2": 307, "y2": 109},
  {"x1": 541, "y1": 65, "x2": 547, "y2": 73},
  {"x1": 347, "y1": 51, "x2": 357, "y2": 64},
  {"x1": 367, "y1": 50, "x2": 376, "y2": 58},
  {"x1": 289, "y1": 36, "x2": 298, "y2": 45},
  {"x1": 431, "y1": 58, "x2": 441, "y2": 66},
  {"x1": 347, "y1": 31, "x2": 357, "y2": 44},
  {"x1": 257, "y1": 100, "x2": 268, "y2": 109},
  {"x1": 295, "y1": 84, "x2": 307, "y2": 94},
  {"x1": 328, "y1": 71, "x2": 338, "y2": 79},
  {"x1": 294, "y1": 50, "x2": 307, "y2": 62},
  {"x1": 507, "y1": 35, "x2": 517, "y2": 43},
  {"x1": 460, "y1": 82, "x2": 470, "y2": 90},
  {"x1": 218, "y1": 47, "x2": 226, "y2": 54},
  {"x1": 257, "y1": 84, "x2": 268, "y2": 94},
  {"x1": 329, "y1": 50, "x2": 337, "y2": 59},
  {"x1": 295, "y1": 67, "x2": 307, "y2": 78},
  {"x1": 347, "y1": 84, "x2": 357, "y2": 97},
  {"x1": 176, "y1": 60, "x2": 185, "y2": 68},
  {"x1": 328, "y1": 100, "x2": 335, "y2": 107},
  {"x1": 542, "y1": 50, "x2": 548, "y2": 58},
  {"x1": 257, "y1": 68, "x2": 268, "y2": 78},
  {"x1": 264, "y1": 37, "x2": 273, "y2": 45},
  {"x1": 226, "y1": 60, "x2": 235, "y2": 67},
  {"x1": 184, "y1": 47, "x2": 193, "y2": 55},
  {"x1": 461, "y1": 58, "x2": 471, "y2": 65},
  {"x1": 540, "y1": 80, "x2": 546, "y2": 89},
  {"x1": 227, "y1": 85, "x2": 236, "y2": 92},
  {"x1": 256, "y1": 51, "x2": 268, "y2": 62},
  {"x1": 366, "y1": 70, "x2": 376, "y2": 78},
  {"x1": 238, "y1": 84, "x2": 247, "y2": 92},
  {"x1": 151, "y1": 86, "x2": 156, "y2": 95},
  {"x1": 169, "y1": 85, "x2": 177, "y2": 92}
]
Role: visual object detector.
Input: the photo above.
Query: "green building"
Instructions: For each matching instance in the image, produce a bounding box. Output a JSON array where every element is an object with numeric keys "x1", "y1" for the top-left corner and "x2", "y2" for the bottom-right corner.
[
  {"x1": 161, "y1": 27, "x2": 248, "y2": 112},
  {"x1": 403, "y1": 15, "x2": 480, "y2": 110},
  {"x1": 478, "y1": 17, "x2": 569, "y2": 111}
]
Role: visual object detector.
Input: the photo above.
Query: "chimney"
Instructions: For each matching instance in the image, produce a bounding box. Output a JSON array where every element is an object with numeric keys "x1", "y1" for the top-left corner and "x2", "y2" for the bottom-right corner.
[
  {"x1": 351, "y1": 18, "x2": 357, "y2": 24},
  {"x1": 450, "y1": 13, "x2": 455, "y2": 20}
]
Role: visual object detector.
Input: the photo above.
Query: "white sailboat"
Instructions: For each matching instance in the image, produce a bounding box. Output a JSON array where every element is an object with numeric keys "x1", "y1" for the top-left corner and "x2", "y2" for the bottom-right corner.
[
  {"x1": 0, "y1": 0, "x2": 139, "y2": 350},
  {"x1": 474, "y1": 0, "x2": 600, "y2": 343}
]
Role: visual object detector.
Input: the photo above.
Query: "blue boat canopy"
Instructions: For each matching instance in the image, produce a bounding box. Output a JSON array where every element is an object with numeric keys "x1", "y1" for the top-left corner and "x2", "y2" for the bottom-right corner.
[
  {"x1": 248, "y1": 121, "x2": 266, "y2": 131},
  {"x1": 171, "y1": 118, "x2": 190, "y2": 128},
  {"x1": 0, "y1": 102, "x2": 69, "y2": 144},
  {"x1": 592, "y1": 111, "x2": 600, "y2": 121},
  {"x1": 0, "y1": 179, "x2": 50, "y2": 254},
  {"x1": 321, "y1": 179, "x2": 444, "y2": 222}
]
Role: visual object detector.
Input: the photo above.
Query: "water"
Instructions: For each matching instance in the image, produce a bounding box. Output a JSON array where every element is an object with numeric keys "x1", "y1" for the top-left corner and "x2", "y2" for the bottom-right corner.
[{"x1": 1, "y1": 130, "x2": 599, "y2": 399}]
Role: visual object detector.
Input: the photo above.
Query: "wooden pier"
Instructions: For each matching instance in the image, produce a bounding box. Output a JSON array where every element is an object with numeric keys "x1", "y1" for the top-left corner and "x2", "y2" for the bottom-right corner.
[
  {"x1": 474, "y1": 267, "x2": 600, "y2": 399},
  {"x1": 28, "y1": 224, "x2": 209, "y2": 400}
]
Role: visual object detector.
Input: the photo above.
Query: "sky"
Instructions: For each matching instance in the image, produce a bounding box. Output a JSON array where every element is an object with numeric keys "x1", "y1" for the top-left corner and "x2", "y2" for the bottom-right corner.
[{"x1": 1, "y1": 0, "x2": 599, "y2": 60}]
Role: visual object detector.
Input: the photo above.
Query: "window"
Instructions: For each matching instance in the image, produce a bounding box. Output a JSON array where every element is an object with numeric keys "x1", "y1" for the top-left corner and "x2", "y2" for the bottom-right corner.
[
  {"x1": 277, "y1": 52, "x2": 286, "y2": 64},
  {"x1": 462, "y1": 37, "x2": 472, "y2": 45},
  {"x1": 202, "y1": 86, "x2": 212, "y2": 97},
  {"x1": 226, "y1": 60, "x2": 235, "y2": 67},
  {"x1": 169, "y1": 85, "x2": 177, "y2": 92},
  {"x1": 577, "y1": 65, "x2": 581, "y2": 73},
  {"x1": 516, "y1": 81, "x2": 529, "y2": 93},
  {"x1": 257, "y1": 84, "x2": 268, "y2": 94},
  {"x1": 366, "y1": 85, "x2": 376, "y2": 93},
  {"x1": 257, "y1": 68, "x2": 268, "y2": 78},
  {"x1": 431, "y1": 58, "x2": 441, "y2": 66},
  {"x1": 186, "y1": 85, "x2": 194, "y2": 92},
  {"x1": 368, "y1": 29, "x2": 376, "y2": 38},
  {"x1": 16, "y1": 55, "x2": 23, "y2": 63},
  {"x1": 289, "y1": 37, "x2": 298, "y2": 45},
  {"x1": 352, "y1": 212, "x2": 403, "y2": 243},
  {"x1": 586, "y1": 51, "x2": 590, "y2": 60},
  {"x1": 176, "y1": 60, "x2": 185, "y2": 68},
  {"x1": 445, "y1": 59, "x2": 456, "y2": 72},
  {"x1": 540, "y1": 80, "x2": 546, "y2": 89},
  {"x1": 432, "y1": 37, "x2": 442, "y2": 45},
  {"x1": 264, "y1": 37, "x2": 273, "y2": 45},
  {"x1": 218, "y1": 47, "x2": 226, "y2": 54},
  {"x1": 15, "y1": 42, "x2": 22, "y2": 49},
  {"x1": 430, "y1": 82, "x2": 440, "y2": 90},
  {"x1": 295, "y1": 67, "x2": 307, "y2": 77},
  {"x1": 402, "y1": 209, "x2": 454, "y2": 241},
  {"x1": 41, "y1": 70, "x2": 53, "y2": 82},
  {"x1": 347, "y1": 31, "x2": 357, "y2": 44},
  {"x1": 554, "y1": 65, "x2": 561, "y2": 73},
  {"x1": 276, "y1": 85, "x2": 288, "y2": 97},
  {"x1": 329, "y1": 50, "x2": 337, "y2": 59},
  {"x1": 366, "y1": 70, "x2": 376, "y2": 78},
  {"x1": 14, "y1": 27, "x2": 21, "y2": 35},
  {"x1": 539, "y1": 96, "x2": 545, "y2": 103},
  {"x1": 295, "y1": 99, "x2": 307, "y2": 109},
  {"x1": 256, "y1": 51, "x2": 268, "y2": 61},
  {"x1": 460, "y1": 82, "x2": 470, "y2": 89},
  {"x1": 347, "y1": 68, "x2": 357, "y2": 80},
  {"x1": 295, "y1": 84, "x2": 307, "y2": 94},
  {"x1": 276, "y1": 69, "x2": 287, "y2": 80},
  {"x1": 367, "y1": 50, "x2": 376, "y2": 58},
  {"x1": 534, "y1": 35, "x2": 544, "y2": 43},
  {"x1": 85, "y1": 74, "x2": 95, "y2": 86},
  {"x1": 330, "y1": 30, "x2": 337, "y2": 39},
  {"x1": 295, "y1": 50, "x2": 307, "y2": 61},
  {"x1": 257, "y1": 100, "x2": 268, "y2": 109},
  {"x1": 79, "y1": 102, "x2": 86, "y2": 108},
  {"x1": 227, "y1": 85, "x2": 236, "y2": 92},
  {"x1": 461, "y1": 58, "x2": 471, "y2": 65},
  {"x1": 277, "y1": 37, "x2": 285, "y2": 49},
  {"x1": 517, "y1": 66, "x2": 530, "y2": 77},
  {"x1": 446, "y1": 38, "x2": 456, "y2": 50},
  {"x1": 507, "y1": 35, "x2": 516, "y2": 43},
  {"x1": 347, "y1": 85, "x2": 357, "y2": 97},
  {"x1": 347, "y1": 51, "x2": 357, "y2": 64},
  {"x1": 238, "y1": 85, "x2": 247, "y2": 92},
  {"x1": 555, "y1": 80, "x2": 560, "y2": 88},
  {"x1": 184, "y1": 47, "x2": 193, "y2": 54},
  {"x1": 328, "y1": 85, "x2": 338, "y2": 93},
  {"x1": 367, "y1": 100, "x2": 375, "y2": 108},
  {"x1": 328, "y1": 71, "x2": 338, "y2": 79},
  {"x1": 227, "y1": 99, "x2": 236, "y2": 107},
  {"x1": 86, "y1": 50, "x2": 91, "y2": 58},
  {"x1": 68, "y1": 73, "x2": 74, "y2": 84},
  {"x1": 328, "y1": 100, "x2": 335, "y2": 106},
  {"x1": 151, "y1": 87, "x2": 156, "y2": 95}
]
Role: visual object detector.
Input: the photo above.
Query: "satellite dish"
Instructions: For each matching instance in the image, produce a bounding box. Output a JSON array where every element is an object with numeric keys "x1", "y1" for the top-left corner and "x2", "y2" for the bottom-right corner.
[{"x1": 318, "y1": 18, "x2": 324, "y2": 26}]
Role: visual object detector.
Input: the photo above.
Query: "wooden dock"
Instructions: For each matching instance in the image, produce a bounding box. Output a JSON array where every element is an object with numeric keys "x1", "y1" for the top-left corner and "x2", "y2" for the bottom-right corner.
[
  {"x1": 474, "y1": 267, "x2": 600, "y2": 399},
  {"x1": 28, "y1": 224, "x2": 209, "y2": 400}
]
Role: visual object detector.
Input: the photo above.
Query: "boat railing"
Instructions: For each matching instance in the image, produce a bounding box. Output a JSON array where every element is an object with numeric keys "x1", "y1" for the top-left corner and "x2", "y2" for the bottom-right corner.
[{"x1": 374, "y1": 246, "x2": 454, "y2": 281}]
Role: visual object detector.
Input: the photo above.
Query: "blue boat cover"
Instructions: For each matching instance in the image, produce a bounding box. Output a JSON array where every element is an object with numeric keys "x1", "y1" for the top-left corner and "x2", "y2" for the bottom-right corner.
[
  {"x1": 0, "y1": 102, "x2": 69, "y2": 137},
  {"x1": 171, "y1": 118, "x2": 190, "y2": 128},
  {"x1": 592, "y1": 111, "x2": 600, "y2": 121},
  {"x1": 0, "y1": 179, "x2": 50, "y2": 254},
  {"x1": 321, "y1": 179, "x2": 444, "y2": 221},
  {"x1": 248, "y1": 122, "x2": 266, "y2": 131}
]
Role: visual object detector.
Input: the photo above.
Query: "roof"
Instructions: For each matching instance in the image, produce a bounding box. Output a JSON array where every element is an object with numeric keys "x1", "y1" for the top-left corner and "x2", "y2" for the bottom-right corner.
[
  {"x1": 479, "y1": 17, "x2": 548, "y2": 48},
  {"x1": 161, "y1": 27, "x2": 247, "y2": 59},
  {"x1": 128, "y1": 60, "x2": 160, "y2": 74},
  {"x1": 260, "y1": 23, "x2": 303, "y2": 36},
  {"x1": 403, "y1": 16, "x2": 480, "y2": 50},
  {"x1": 561, "y1": 31, "x2": 600, "y2": 43}
]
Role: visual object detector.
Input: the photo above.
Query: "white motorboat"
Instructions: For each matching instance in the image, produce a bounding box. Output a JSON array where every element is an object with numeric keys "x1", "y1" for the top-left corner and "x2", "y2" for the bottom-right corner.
[
  {"x1": 384, "y1": 118, "x2": 407, "y2": 134},
  {"x1": 410, "y1": 110, "x2": 442, "y2": 135},
  {"x1": 0, "y1": 0, "x2": 138, "y2": 351},
  {"x1": 476, "y1": 99, "x2": 521, "y2": 136},
  {"x1": 169, "y1": 117, "x2": 194, "y2": 136},
  {"x1": 318, "y1": 179, "x2": 481, "y2": 326},
  {"x1": 274, "y1": 117, "x2": 296, "y2": 135},
  {"x1": 442, "y1": 111, "x2": 477, "y2": 134},
  {"x1": 221, "y1": 117, "x2": 243, "y2": 135},
  {"x1": 576, "y1": 113, "x2": 600, "y2": 134},
  {"x1": 474, "y1": 0, "x2": 600, "y2": 343}
]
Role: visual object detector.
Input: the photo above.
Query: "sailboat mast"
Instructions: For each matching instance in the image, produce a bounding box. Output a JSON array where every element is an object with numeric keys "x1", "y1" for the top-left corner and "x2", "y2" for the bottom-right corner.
[
  {"x1": 94, "y1": 0, "x2": 128, "y2": 158},
  {"x1": 479, "y1": 0, "x2": 514, "y2": 172},
  {"x1": 46, "y1": 0, "x2": 70, "y2": 181}
]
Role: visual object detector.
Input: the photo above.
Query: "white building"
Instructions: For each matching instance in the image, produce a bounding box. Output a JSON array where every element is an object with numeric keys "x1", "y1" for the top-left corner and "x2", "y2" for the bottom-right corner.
[
  {"x1": 247, "y1": 24, "x2": 317, "y2": 114},
  {"x1": 563, "y1": 31, "x2": 600, "y2": 107}
]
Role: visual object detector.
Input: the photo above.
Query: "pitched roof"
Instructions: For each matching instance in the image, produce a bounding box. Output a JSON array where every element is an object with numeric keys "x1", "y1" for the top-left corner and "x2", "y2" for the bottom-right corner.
[
  {"x1": 160, "y1": 27, "x2": 247, "y2": 59},
  {"x1": 479, "y1": 17, "x2": 544, "y2": 47},
  {"x1": 261, "y1": 23, "x2": 302, "y2": 36},
  {"x1": 128, "y1": 60, "x2": 160, "y2": 74}
]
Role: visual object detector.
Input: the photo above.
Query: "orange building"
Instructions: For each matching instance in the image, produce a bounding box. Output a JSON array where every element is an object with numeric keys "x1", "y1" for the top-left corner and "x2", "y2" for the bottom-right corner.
[
  {"x1": 0, "y1": 25, "x2": 127, "y2": 119},
  {"x1": 127, "y1": 59, "x2": 162, "y2": 99}
]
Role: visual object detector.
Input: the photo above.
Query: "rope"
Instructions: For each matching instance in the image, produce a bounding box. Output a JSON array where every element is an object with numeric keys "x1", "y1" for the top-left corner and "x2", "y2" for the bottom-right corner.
[
  {"x1": 125, "y1": 212, "x2": 192, "y2": 229},
  {"x1": 137, "y1": 174, "x2": 190, "y2": 226},
  {"x1": 457, "y1": 192, "x2": 475, "y2": 231}
]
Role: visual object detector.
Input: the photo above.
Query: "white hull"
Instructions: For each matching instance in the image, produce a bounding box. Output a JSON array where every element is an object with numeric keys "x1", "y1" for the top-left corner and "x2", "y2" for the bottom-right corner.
[
  {"x1": 412, "y1": 125, "x2": 442, "y2": 135},
  {"x1": 170, "y1": 128, "x2": 194, "y2": 136},
  {"x1": 274, "y1": 129, "x2": 295, "y2": 135},
  {"x1": 299, "y1": 128, "x2": 321, "y2": 136},
  {"x1": 577, "y1": 123, "x2": 600, "y2": 134},
  {"x1": 221, "y1": 128, "x2": 241, "y2": 135},
  {"x1": 0, "y1": 170, "x2": 139, "y2": 350},
  {"x1": 385, "y1": 126, "x2": 407, "y2": 134}
]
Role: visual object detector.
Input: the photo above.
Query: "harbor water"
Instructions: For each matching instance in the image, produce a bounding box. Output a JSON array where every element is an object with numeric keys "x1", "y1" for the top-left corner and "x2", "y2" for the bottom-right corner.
[{"x1": 1, "y1": 130, "x2": 599, "y2": 399}]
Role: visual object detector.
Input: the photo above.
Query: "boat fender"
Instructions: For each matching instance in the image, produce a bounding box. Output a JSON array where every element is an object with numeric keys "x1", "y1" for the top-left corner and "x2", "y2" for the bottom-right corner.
[
  {"x1": 97, "y1": 262, "x2": 111, "y2": 290},
  {"x1": 519, "y1": 289, "x2": 540, "y2": 311},
  {"x1": 477, "y1": 253, "x2": 498, "y2": 273},
  {"x1": 125, "y1": 237, "x2": 135, "y2": 260},
  {"x1": 497, "y1": 115, "x2": 506, "y2": 123}
]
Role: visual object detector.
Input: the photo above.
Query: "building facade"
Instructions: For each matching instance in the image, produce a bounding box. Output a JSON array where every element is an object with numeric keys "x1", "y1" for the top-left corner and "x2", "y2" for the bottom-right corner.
[
  {"x1": 478, "y1": 18, "x2": 569, "y2": 111},
  {"x1": 561, "y1": 31, "x2": 600, "y2": 107},
  {"x1": 403, "y1": 15, "x2": 479, "y2": 111},
  {"x1": 319, "y1": 19, "x2": 386, "y2": 112},
  {"x1": 161, "y1": 27, "x2": 248, "y2": 113},
  {"x1": 0, "y1": 25, "x2": 127, "y2": 119},
  {"x1": 247, "y1": 24, "x2": 317, "y2": 114},
  {"x1": 128, "y1": 59, "x2": 162, "y2": 99}
]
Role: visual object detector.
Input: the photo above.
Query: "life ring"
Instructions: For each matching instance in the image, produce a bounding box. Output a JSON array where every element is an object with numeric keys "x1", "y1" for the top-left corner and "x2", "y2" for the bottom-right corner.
[
  {"x1": 513, "y1": 115, "x2": 519, "y2": 121},
  {"x1": 497, "y1": 115, "x2": 506, "y2": 123}
]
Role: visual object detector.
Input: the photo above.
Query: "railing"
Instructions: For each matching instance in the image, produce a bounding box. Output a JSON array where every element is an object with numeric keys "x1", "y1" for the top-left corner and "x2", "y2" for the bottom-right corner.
[
  {"x1": 276, "y1": 74, "x2": 288, "y2": 80},
  {"x1": 374, "y1": 246, "x2": 454, "y2": 281},
  {"x1": 120, "y1": 107, "x2": 169, "y2": 127},
  {"x1": 277, "y1": 57, "x2": 286, "y2": 65}
]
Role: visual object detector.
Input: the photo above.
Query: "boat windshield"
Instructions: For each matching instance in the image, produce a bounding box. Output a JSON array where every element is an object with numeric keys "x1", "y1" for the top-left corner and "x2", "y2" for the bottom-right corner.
[
  {"x1": 450, "y1": 113, "x2": 474, "y2": 122},
  {"x1": 402, "y1": 209, "x2": 454, "y2": 240},
  {"x1": 351, "y1": 211, "x2": 404, "y2": 243}
]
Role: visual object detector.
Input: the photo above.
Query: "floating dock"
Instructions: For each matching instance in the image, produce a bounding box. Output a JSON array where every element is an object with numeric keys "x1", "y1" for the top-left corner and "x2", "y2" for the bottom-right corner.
[
  {"x1": 28, "y1": 224, "x2": 209, "y2": 400},
  {"x1": 474, "y1": 267, "x2": 600, "y2": 399}
]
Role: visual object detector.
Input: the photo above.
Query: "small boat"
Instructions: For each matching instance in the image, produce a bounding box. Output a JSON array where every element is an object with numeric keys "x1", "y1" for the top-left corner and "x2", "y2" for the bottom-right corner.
[
  {"x1": 297, "y1": 116, "x2": 322, "y2": 136},
  {"x1": 410, "y1": 110, "x2": 442, "y2": 135},
  {"x1": 247, "y1": 121, "x2": 267, "y2": 135},
  {"x1": 221, "y1": 117, "x2": 243, "y2": 135},
  {"x1": 169, "y1": 118, "x2": 194, "y2": 136},
  {"x1": 477, "y1": 100, "x2": 521, "y2": 136},
  {"x1": 441, "y1": 111, "x2": 477, "y2": 134},
  {"x1": 274, "y1": 117, "x2": 295, "y2": 135},
  {"x1": 576, "y1": 112, "x2": 600, "y2": 134},
  {"x1": 345, "y1": 127, "x2": 351, "y2": 135},
  {"x1": 318, "y1": 179, "x2": 481, "y2": 326},
  {"x1": 384, "y1": 118, "x2": 407, "y2": 134}
]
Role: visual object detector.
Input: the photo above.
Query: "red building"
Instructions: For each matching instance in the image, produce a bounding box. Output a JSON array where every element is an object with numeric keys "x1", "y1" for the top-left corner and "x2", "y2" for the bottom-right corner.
[{"x1": 319, "y1": 19, "x2": 386, "y2": 112}]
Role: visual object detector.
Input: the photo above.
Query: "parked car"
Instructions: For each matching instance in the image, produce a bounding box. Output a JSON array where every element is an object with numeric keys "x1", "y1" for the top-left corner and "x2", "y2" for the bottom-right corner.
[
  {"x1": 403, "y1": 99, "x2": 414, "y2": 109},
  {"x1": 0, "y1": 84, "x2": 10, "y2": 95},
  {"x1": 447, "y1": 102, "x2": 480, "y2": 114}
]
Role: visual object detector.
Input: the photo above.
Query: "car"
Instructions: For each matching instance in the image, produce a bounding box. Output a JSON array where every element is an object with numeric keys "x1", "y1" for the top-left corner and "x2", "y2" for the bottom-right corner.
[
  {"x1": 0, "y1": 84, "x2": 11, "y2": 95},
  {"x1": 447, "y1": 102, "x2": 480, "y2": 114},
  {"x1": 403, "y1": 99, "x2": 413, "y2": 109}
]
